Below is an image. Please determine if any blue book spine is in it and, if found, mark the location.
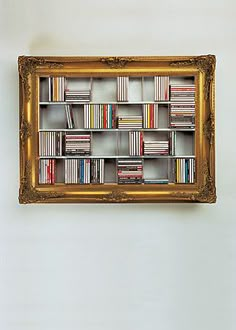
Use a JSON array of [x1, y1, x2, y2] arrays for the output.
[[185, 159, 188, 183], [79, 159, 82, 183], [82, 160, 84, 183]]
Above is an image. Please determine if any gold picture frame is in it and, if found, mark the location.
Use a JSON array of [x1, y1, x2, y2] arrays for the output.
[[18, 55, 216, 203]]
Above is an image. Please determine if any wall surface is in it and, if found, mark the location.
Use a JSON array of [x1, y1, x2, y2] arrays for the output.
[[0, 0, 236, 329]]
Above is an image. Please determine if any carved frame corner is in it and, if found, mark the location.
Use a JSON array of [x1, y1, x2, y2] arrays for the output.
[[19, 160, 65, 204]]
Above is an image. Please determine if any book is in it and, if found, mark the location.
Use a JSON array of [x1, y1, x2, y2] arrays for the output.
[[154, 76, 169, 101], [39, 159, 56, 184], [84, 104, 116, 128], [117, 159, 143, 184], [144, 140, 169, 155], [65, 134, 91, 155], [39, 131, 63, 156], [143, 104, 159, 128], [117, 77, 129, 101], [129, 131, 143, 156], [170, 84, 195, 128], [175, 158, 195, 183]]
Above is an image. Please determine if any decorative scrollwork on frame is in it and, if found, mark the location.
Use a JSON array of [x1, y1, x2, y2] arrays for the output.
[[170, 54, 216, 100], [20, 115, 32, 146], [18, 56, 63, 102], [203, 112, 215, 145], [172, 161, 216, 203], [97, 189, 134, 202], [19, 160, 65, 204], [100, 57, 134, 68]]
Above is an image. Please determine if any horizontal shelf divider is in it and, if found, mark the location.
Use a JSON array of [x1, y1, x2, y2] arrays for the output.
[[39, 128, 195, 132], [39, 101, 172, 105], [39, 155, 195, 159]]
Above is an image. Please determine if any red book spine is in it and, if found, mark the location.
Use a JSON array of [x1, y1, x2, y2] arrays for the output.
[[52, 159, 55, 184], [103, 105, 106, 128], [47, 160, 50, 184], [104, 104, 107, 128], [151, 104, 154, 128], [112, 104, 116, 128], [140, 132, 143, 155]]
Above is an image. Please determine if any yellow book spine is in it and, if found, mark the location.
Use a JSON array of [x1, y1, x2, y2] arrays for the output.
[[53, 77, 58, 101]]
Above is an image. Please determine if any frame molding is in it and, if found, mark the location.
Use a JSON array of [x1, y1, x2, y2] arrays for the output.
[[18, 55, 216, 203]]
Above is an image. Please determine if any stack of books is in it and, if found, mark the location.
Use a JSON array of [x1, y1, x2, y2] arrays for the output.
[[51, 77, 65, 102], [117, 159, 143, 184], [91, 159, 104, 184], [118, 115, 143, 129], [144, 140, 169, 155], [129, 131, 143, 156], [84, 104, 116, 129], [65, 159, 90, 184], [65, 89, 91, 102], [65, 134, 91, 155], [175, 158, 195, 183], [143, 104, 159, 128], [39, 131, 63, 156], [170, 84, 195, 128], [154, 76, 169, 101], [39, 159, 56, 184], [117, 77, 129, 101]]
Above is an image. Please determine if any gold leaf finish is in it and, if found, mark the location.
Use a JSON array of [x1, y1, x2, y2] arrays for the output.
[[20, 116, 32, 145], [196, 161, 216, 203], [18, 56, 63, 102], [98, 190, 134, 202], [203, 112, 215, 145], [18, 55, 216, 203], [172, 161, 216, 203], [19, 161, 65, 204], [100, 57, 134, 68], [170, 55, 216, 100]]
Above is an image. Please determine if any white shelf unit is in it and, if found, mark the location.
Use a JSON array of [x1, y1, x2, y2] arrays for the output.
[[38, 75, 195, 185]]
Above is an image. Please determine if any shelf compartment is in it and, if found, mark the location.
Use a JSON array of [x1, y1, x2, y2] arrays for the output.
[[38, 158, 64, 184], [91, 131, 117, 156], [40, 105, 67, 129], [143, 77, 155, 102], [175, 131, 195, 156], [66, 78, 91, 91], [104, 159, 117, 184], [129, 77, 142, 102], [158, 105, 169, 128], [92, 78, 117, 102], [143, 158, 169, 183]]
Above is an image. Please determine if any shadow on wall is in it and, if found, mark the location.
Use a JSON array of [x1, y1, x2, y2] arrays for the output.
[[28, 34, 86, 56]]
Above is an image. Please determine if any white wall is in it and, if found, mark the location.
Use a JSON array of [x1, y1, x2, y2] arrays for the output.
[[0, 0, 236, 329]]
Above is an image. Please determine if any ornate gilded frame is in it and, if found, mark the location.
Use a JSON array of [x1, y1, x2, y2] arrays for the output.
[[18, 55, 216, 203]]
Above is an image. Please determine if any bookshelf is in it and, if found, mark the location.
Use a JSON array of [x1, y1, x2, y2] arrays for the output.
[[18, 55, 216, 203]]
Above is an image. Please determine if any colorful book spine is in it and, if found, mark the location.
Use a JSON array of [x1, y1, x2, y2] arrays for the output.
[[39, 159, 56, 184], [84, 104, 116, 128], [143, 104, 159, 128], [154, 76, 169, 101], [175, 158, 195, 183], [52, 77, 65, 101]]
